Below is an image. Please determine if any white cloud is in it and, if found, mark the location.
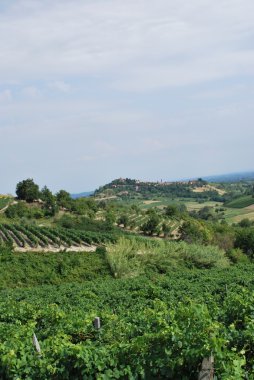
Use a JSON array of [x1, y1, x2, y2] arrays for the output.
[[22, 86, 41, 98], [0, 1, 253, 192], [48, 81, 71, 93], [0, 0, 253, 89], [0, 89, 12, 102]]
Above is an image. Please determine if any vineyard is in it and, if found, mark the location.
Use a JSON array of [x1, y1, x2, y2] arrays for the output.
[[96, 209, 181, 237], [0, 223, 116, 249], [1, 262, 254, 379], [0, 179, 254, 378], [225, 195, 254, 208]]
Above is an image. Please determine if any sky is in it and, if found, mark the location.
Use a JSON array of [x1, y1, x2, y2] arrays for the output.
[[1, 0, 254, 194]]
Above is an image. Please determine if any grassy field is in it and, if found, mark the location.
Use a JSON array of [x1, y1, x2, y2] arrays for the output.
[[224, 207, 254, 223], [225, 195, 254, 208], [138, 197, 221, 210], [139, 197, 254, 224], [139, 196, 254, 224]]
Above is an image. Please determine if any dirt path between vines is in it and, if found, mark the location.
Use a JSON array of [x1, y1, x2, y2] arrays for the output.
[[14, 244, 97, 253]]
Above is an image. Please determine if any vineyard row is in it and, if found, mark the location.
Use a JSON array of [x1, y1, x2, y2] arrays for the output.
[[0, 224, 115, 248]]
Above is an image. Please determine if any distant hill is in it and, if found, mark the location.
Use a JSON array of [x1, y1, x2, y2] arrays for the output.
[[94, 178, 225, 202], [71, 191, 94, 199], [203, 171, 254, 183], [74, 171, 254, 200]]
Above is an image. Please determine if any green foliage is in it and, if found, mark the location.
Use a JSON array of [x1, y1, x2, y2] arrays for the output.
[[164, 204, 179, 217], [225, 195, 254, 208], [0, 223, 117, 248], [175, 242, 230, 269], [210, 222, 236, 251], [106, 238, 144, 278], [16, 178, 40, 202], [191, 206, 219, 221], [56, 189, 72, 208], [161, 221, 171, 237], [96, 178, 226, 202], [71, 198, 98, 217], [104, 211, 116, 230], [235, 228, 254, 257], [1, 264, 254, 378], [238, 218, 253, 228], [117, 213, 129, 227], [2, 178, 254, 378], [0, 248, 111, 287], [41, 186, 58, 216], [5, 202, 44, 219], [226, 248, 249, 264], [142, 211, 160, 235], [57, 215, 119, 234], [179, 220, 213, 245], [106, 237, 229, 278], [0, 197, 11, 210]]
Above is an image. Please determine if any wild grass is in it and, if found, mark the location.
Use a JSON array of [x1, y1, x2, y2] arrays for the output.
[[106, 237, 230, 278]]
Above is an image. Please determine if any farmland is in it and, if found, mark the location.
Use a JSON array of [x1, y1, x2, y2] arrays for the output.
[[0, 223, 116, 251], [0, 177, 254, 378], [1, 241, 254, 378], [225, 195, 254, 208]]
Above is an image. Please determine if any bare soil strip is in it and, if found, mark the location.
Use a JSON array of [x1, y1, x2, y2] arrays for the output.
[[14, 245, 97, 253]]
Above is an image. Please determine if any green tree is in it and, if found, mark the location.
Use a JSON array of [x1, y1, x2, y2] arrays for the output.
[[161, 222, 171, 238], [142, 213, 160, 235], [164, 205, 178, 217], [179, 220, 212, 245], [117, 214, 129, 228], [41, 186, 58, 216], [105, 211, 116, 230], [235, 228, 254, 257], [16, 178, 40, 202], [56, 190, 72, 208], [238, 218, 252, 228]]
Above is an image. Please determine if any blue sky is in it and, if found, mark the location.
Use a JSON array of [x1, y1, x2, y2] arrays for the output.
[[1, 0, 254, 194]]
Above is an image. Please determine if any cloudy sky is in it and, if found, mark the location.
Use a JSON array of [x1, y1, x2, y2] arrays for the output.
[[1, 0, 254, 194]]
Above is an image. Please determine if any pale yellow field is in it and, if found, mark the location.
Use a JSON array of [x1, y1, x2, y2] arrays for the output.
[[246, 205, 254, 211], [143, 200, 160, 205], [192, 185, 226, 195], [232, 205, 254, 223], [185, 201, 220, 211]]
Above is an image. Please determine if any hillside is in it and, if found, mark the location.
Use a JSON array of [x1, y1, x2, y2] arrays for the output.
[[225, 195, 254, 208], [0, 196, 12, 211], [94, 177, 225, 202]]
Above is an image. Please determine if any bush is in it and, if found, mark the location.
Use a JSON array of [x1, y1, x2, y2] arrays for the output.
[[175, 242, 230, 269], [235, 228, 254, 257], [106, 237, 230, 278], [238, 218, 253, 228], [227, 248, 249, 264], [5, 202, 44, 219], [179, 220, 212, 245], [106, 238, 143, 278]]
